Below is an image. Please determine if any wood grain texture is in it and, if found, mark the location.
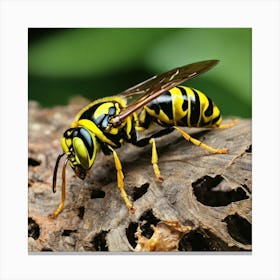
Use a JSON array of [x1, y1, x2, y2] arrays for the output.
[[28, 98, 252, 252]]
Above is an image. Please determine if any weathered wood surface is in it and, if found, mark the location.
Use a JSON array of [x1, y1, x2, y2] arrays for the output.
[[28, 98, 252, 252]]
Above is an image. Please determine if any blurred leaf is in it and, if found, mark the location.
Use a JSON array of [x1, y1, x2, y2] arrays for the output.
[[28, 28, 172, 78], [144, 28, 251, 115], [28, 28, 251, 117]]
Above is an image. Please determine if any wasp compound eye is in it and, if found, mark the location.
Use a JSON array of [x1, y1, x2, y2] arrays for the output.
[[71, 127, 97, 170], [72, 128, 94, 158]]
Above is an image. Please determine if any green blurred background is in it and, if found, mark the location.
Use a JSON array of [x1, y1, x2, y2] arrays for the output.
[[28, 28, 251, 118]]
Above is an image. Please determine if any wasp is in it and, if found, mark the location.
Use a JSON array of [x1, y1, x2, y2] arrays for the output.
[[50, 60, 237, 218]]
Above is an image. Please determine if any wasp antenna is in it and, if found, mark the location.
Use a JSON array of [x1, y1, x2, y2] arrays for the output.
[[52, 153, 65, 193]]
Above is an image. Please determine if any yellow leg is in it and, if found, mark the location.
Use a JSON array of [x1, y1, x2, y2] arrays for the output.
[[217, 119, 238, 129], [108, 146, 135, 214], [174, 126, 228, 154], [149, 138, 163, 182], [49, 158, 68, 219]]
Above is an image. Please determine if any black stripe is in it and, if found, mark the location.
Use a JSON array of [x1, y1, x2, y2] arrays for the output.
[[179, 114, 188, 126], [204, 96, 214, 117], [147, 98, 160, 115], [103, 130, 123, 148], [147, 92, 173, 120], [138, 110, 152, 129], [211, 113, 221, 125], [158, 92, 173, 120], [198, 119, 212, 127], [177, 86, 188, 111], [79, 102, 117, 130], [190, 88, 200, 126], [79, 103, 100, 121], [98, 140, 113, 155]]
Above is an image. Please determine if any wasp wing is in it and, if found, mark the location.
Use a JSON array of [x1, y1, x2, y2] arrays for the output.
[[110, 60, 219, 127]]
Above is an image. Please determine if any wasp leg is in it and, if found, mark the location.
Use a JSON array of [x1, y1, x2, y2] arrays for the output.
[[216, 119, 239, 129], [49, 158, 68, 219], [132, 127, 174, 181], [49, 190, 65, 219], [174, 126, 228, 154], [108, 146, 135, 214], [149, 138, 163, 182]]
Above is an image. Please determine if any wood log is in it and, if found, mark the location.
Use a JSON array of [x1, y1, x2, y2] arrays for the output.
[[28, 98, 252, 252]]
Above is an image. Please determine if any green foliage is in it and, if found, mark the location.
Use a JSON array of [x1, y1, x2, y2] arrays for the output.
[[28, 28, 251, 117]]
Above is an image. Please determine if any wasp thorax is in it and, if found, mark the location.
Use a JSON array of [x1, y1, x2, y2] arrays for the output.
[[61, 127, 98, 174]]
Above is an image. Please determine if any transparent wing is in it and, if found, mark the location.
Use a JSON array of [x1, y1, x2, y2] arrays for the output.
[[110, 60, 219, 127]]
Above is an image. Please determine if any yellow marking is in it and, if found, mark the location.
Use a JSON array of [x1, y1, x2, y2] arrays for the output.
[[134, 112, 144, 131], [169, 87, 184, 126], [197, 89, 208, 126], [145, 105, 172, 125], [74, 96, 127, 122], [178, 86, 223, 128], [211, 105, 222, 126], [93, 102, 114, 120], [72, 119, 117, 147], [149, 138, 163, 182], [174, 126, 228, 154], [108, 146, 135, 214], [65, 138, 72, 148], [125, 116, 133, 139], [135, 110, 151, 131]]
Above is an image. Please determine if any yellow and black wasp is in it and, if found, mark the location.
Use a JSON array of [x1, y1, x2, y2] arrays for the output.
[[50, 60, 237, 218]]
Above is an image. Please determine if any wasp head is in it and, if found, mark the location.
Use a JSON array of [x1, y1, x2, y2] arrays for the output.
[[51, 126, 98, 213], [60, 126, 98, 179]]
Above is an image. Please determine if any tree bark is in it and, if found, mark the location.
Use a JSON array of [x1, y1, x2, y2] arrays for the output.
[[28, 98, 252, 252]]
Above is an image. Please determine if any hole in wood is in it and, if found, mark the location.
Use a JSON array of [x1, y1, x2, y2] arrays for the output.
[[126, 222, 139, 248], [91, 230, 109, 251], [139, 209, 161, 239], [62, 229, 77, 236], [90, 188, 105, 199], [178, 229, 247, 251], [246, 144, 252, 153], [178, 230, 211, 251], [28, 157, 41, 166], [41, 248, 53, 251], [192, 175, 249, 206], [78, 206, 85, 219], [28, 217, 40, 240], [223, 214, 252, 245], [131, 183, 150, 201]]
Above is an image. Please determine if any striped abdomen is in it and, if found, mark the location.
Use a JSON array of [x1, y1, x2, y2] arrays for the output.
[[139, 86, 222, 128]]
